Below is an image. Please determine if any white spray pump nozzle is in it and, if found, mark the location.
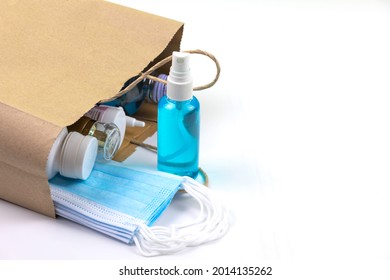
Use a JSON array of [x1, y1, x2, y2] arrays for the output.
[[172, 52, 190, 73], [126, 116, 145, 127], [167, 51, 193, 101]]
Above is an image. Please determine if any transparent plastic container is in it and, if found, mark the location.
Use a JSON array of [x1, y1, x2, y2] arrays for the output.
[[84, 105, 144, 146], [67, 116, 121, 161]]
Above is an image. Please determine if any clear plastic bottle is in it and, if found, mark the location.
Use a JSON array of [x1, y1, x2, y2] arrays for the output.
[[84, 105, 145, 147], [158, 52, 200, 178], [67, 116, 121, 161]]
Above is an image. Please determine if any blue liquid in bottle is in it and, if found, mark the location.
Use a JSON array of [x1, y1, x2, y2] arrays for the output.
[[157, 95, 200, 178]]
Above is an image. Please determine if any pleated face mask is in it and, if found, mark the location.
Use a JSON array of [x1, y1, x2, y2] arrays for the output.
[[49, 161, 229, 256]]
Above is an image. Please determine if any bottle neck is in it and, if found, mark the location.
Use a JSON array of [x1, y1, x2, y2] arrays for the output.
[[166, 95, 193, 104]]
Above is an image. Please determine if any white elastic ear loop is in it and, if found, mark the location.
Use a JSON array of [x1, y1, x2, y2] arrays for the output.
[[133, 177, 230, 257]]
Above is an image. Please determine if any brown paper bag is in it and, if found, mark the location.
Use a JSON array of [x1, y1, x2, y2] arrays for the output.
[[0, 0, 183, 217]]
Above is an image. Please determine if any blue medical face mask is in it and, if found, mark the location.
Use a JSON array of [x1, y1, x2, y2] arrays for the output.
[[49, 161, 229, 256]]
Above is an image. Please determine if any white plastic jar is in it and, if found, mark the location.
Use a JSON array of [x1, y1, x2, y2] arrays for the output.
[[46, 128, 98, 180]]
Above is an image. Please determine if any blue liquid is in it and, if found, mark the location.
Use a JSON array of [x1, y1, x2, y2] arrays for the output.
[[157, 96, 200, 178]]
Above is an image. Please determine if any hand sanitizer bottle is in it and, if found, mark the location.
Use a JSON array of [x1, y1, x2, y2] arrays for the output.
[[100, 73, 168, 114], [157, 52, 200, 178]]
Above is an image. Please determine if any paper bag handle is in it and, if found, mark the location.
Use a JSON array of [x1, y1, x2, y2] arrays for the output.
[[100, 49, 221, 103]]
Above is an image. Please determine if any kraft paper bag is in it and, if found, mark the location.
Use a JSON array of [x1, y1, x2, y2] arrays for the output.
[[0, 0, 183, 217]]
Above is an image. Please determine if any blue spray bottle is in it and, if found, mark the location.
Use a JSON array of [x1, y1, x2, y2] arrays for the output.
[[157, 52, 200, 178]]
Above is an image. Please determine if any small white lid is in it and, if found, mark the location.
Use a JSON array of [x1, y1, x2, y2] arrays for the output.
[[125, 116, 145, 127], [59, 132, 98, 180]]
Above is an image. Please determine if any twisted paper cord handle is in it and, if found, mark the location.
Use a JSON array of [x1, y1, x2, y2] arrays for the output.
[[100, 49, 220, 103]]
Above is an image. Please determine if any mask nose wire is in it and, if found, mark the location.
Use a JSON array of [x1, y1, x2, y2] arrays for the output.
[[133, 177, 230, 257]]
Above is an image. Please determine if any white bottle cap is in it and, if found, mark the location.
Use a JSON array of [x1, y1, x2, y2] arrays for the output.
[[126, 116, 145, 127], [167, 52, 193, 101], [59, 132, 98, 180], [46, 127, 68, 180]]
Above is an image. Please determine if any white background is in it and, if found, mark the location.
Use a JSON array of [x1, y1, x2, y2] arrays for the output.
[[1, 0, 390, 269]]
